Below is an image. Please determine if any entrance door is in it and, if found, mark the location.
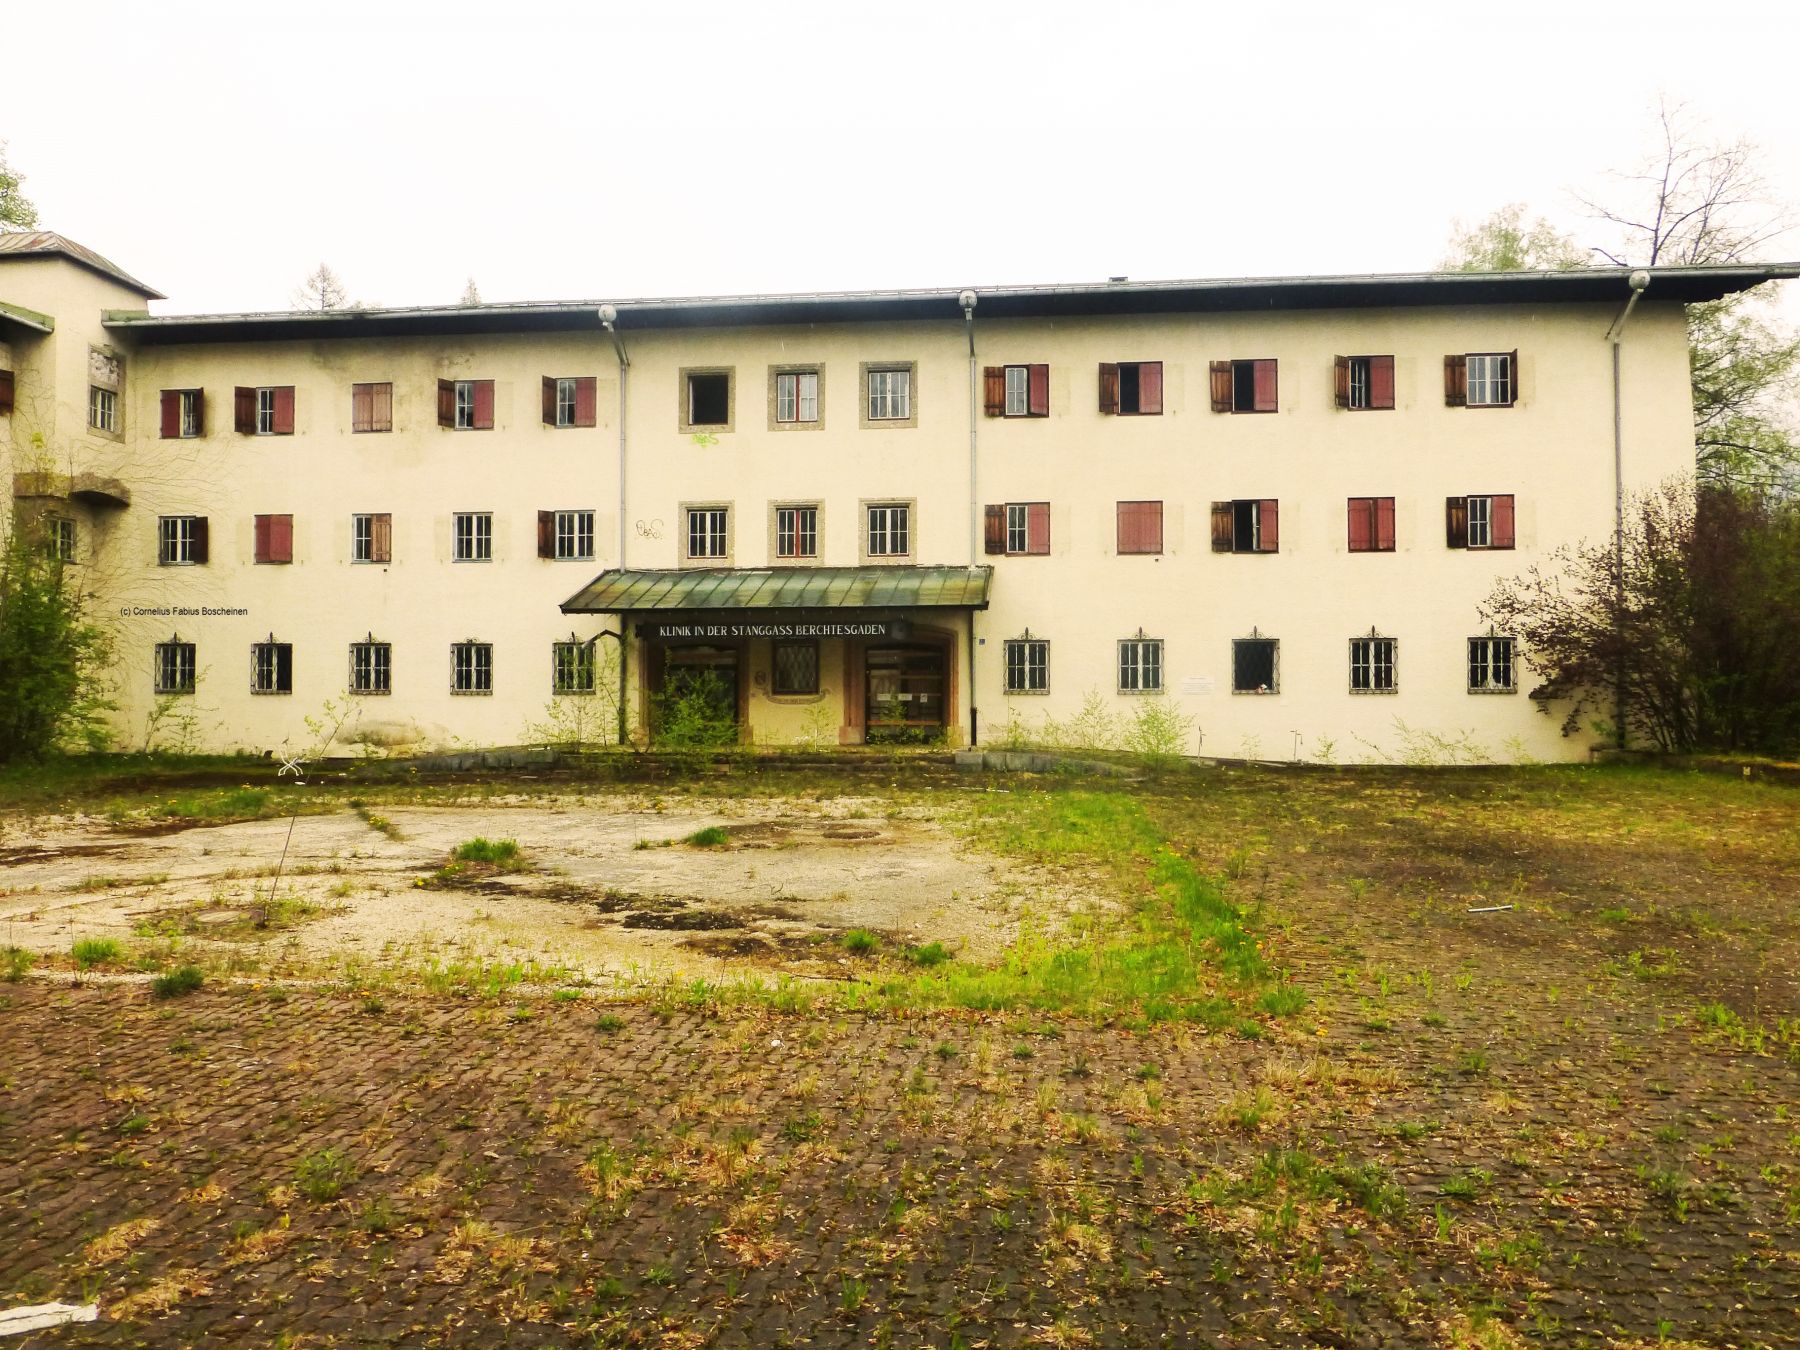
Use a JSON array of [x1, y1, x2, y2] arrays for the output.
[[657, 645, 739, 745], [864, 645, 945, 743]]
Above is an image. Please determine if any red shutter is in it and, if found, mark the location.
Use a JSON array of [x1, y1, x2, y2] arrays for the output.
[[1097, 363, 1119, 415], [372, 513, 392, 564], [1143, 501, 1163, 553], [235, 386, 255, 434], [191, 517, 210, 565], [1027, 364, 1049, 417], [1118, 501, 1160, 554], [437, 379, 454, 428], [1370, 356, 1395, 410], [574, 377, 597, 428], [1211, 501, 1233, 552], [1376, 497, 1396, 551], [1258, 499, 1279, 552], [1137, 361, 1163, 415], [253, 513, 270, 563], [0, 369, 13, 415], [1444, 355, 1467, 407], [160, 390, 180, 438], [1446, 497, 1469, 548], [273, 386, 295, 435], [1492, 494, 1516, 549], [537, 510, 555, 558], [1253, 360, 1278, 412], [351, 383, 372, 433], [270, 514, 293, 563], [1209, 361, 1232, 413], [1347, 498, 1372, 552], [473, 379, 495, 429], [543, 376, 557, 426], [983, 367, 1005, 417], [1026, 502, 1050, 554], [983, 504, 1005, 554], [1333, 357, 1349, 410]]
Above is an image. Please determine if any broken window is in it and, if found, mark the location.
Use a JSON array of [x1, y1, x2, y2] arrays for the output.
[[1233, 638, 1278, 694]]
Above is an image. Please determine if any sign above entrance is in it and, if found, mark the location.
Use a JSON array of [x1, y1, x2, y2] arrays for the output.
[[646, 619, 912, 642]]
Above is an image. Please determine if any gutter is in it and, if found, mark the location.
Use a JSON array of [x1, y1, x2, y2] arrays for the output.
[[599, 304, 631, 746], [1605, 270, 1651, 749], [961, 290, 980, 747]]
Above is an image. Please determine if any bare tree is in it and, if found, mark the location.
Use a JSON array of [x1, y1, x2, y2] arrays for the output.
[[292, 262, 352, 311], [0, 140, 40, 231], [459, 277, 482, 306]]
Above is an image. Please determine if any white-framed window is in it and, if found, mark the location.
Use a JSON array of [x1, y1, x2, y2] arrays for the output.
[[555, 377, 578, 428], [1468, 637, 1517, 693], [46, 517, 76, 563], [154, 641, 196, 695], [553, 641, 596, 695], [1466, 352, 1514, 407], [1232, 638, 1279, 694], [252, 641, 293, 695], [451, 641, 493, 695], [1349, 358, 1370, 409], [255, 386, 277, 435], [1004, 639, 1049, 694], [1118, 638, 1163, 693], [454, 380, 477, 429], [158, 515, 202, 566], [687, 507, 729, 560], [776, 371, 819, 424], [88, 386, 118, 434], [1467, 495, 1492, 549], [1349, 637, 1396, 693], [453, 512, 492, 562], [179, 389, 202, 437], [350, 641, 391, 694], [1004, 365, 1029, 417], [866, 503, 910, 557], [1006, 504, 1029, 554], [351, 513, 391, 564], [867, 367, 911, 421], [776, 505, 819, 559], [555, 510, 595, 561]]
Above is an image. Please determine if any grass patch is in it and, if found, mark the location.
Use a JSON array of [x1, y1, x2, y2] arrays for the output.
[[151, 966, 205, 999], [3, 946, 35, 982], [72, 937, 123, 969], [842, 928, 880, 954], [295, 1146, 358, 1202], [450, 837, 522, 866], [682, 826, 731, 847]]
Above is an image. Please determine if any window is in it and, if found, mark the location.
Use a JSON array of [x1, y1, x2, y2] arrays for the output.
[[682, 370, 733, 430], [1116, 501, 1163, 555], [157, 516, 208, 566], [775, 371, 820, 424], [542, 376, 597, 428], [88, 385, 118, 434], [234, 385, 295, 435], [1210, 500, 1280, 554], [772, 641, 820, 696], [1347, 497, 1396, 553], [1335, 356, 1395, 411], [775, 505, 819, 559], [88, 349, 122, 435], [1468, 636, 1517, 693], [1210, 359, 1278, 413], [1233, 638, 1279, 694], [1445, 495, 1515, 550], [865, 502, 911, 558], [451, 641, 493, 695], [1097, 361, 1162, 416], [984, 364, 1049, 418], [686, 507, 729, 561], [1350, 637, 1396, 693], [252, 641, 294, 695], [453, 512, 492, 562], [352, 382, 393, 433], [553, 641, 596, 695], [865, 366, 912, 422], [45, 517, 76, 563], [0, 368, 13, 416], [159, 389, 205, 438], [1004, 639, 1049, 694], [436, 378, 494, 430], [538, 509, 594, 561], [154, 641, 196, 696], [1445, 351, 1517, 407], [351, 513, 392, 564], [1118, 638, 1163, 693], [253, 513, 294, 565], [350, 640, 391, 694], [985, 502, 1050, 556]]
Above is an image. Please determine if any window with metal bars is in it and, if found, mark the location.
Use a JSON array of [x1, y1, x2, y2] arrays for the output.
[[1349, 637, 1396, 693], [252, 641, 293, 695], [1004, 639, 1049, 694], [552, 641, 596, 695], [1468, 637, 1516, 693], [1118, 639, 1162, 693], [772, 641, 820, 695], [451, 642, 493, 695], [154, 641, 196, 695], [350, 641, 391, 694]]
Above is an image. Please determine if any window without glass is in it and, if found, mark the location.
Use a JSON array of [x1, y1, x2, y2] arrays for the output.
[[865, 503, 911, 557], [553, 641, 596, 695], [154, 641, 197, 695], [1004, 639, 1049, 694], [453, 512, 492, 561], [160, 389, 205, 438], [984, 364, 1049, 417], [451, 641, 493, 694], [1445, 494, 1515, 550], [1097, 361, 1162, 415], [158, 515, 209, 566], [772, 641, 820, 696], [350, 641, 391, 694], [1349, 637, 1396, 693], [776, 371, 820, 424], [687, 507, 729, 560], [1334, 355, 1395, 410], [351, 513, 392, 564], [1468, 637, 1517, 692], [866, 367, 912, 421], [1445, 351, 1517, 407], [1118, 638, 1163, 693], [252, 641, 294, 695], [1347, 497, 1397, 552], [686, 371, 731, 427], [1210, 500, 1280, 553], [1209, 359, 1278, 413], [351, 382, 393, 433], [776, 505, 819, 559], [1233, 638, 1279, 694]]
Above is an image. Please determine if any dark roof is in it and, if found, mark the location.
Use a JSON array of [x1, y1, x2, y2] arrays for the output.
[[0, 232, 164, 299], [562, 566, 993, 614], [102, 263, 1800, 346]]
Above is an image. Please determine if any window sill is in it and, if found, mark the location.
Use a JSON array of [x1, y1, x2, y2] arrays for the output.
[[1467, 687, 1518, 696], [1231, 689, 1280, 696], [450, 690, 495, 697], [349, 689, 392, 697], [1003, 689, 1050, 696], [1349, 688, 1398, 696], [250, 690, 293, 697], [1116, 688, 1165, 696]]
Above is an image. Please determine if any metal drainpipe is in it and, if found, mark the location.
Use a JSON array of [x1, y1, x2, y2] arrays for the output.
[[961, 290, 979, 746], [600, 305, 631, 744], [1603, 270, 1651, 749]]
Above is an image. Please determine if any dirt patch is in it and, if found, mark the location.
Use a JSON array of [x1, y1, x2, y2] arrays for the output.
[[620, 907, 741, 931]]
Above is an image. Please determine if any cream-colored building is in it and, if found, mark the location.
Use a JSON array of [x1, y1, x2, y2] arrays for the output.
[[3, 232, 1793, 760]]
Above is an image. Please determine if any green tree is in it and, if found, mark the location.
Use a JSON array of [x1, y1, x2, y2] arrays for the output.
[[0, 522, 114, 760], [1441, 203, 1588, 272], [0, 140, 40, 231]]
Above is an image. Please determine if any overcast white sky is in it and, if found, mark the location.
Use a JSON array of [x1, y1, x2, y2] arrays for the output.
[[5, 0, 1798, 315]]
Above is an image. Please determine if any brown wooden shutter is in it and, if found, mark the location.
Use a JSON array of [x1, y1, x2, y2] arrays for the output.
[[1118, 501, 1161, 554], [1027, 364, 1049, 417], [351, 383, 372, 433], [371, 382, 392, 432], [1446, 497, 1469, 548], [1097, 363, 1119, 415], [191, 517, 210, 565], [542, 376, 557, 425], [1143, 501, 1163, 553], [371, 513, 392, 564], [1347, 498, 1372, 552], [253, 513, 270, 562], [983, 367, 1005, 417], [1444, 355, 1467, 407], [270, 514, 293, 564], [472, 380, 495, 429], [273, 386, 295, 435], [537, 510, 555, 559], [437, 379, 455, 428], [192, 390, 206, 437], [574, 377, 597, 427], [1333, 356, 1350, 410], [1209, 361, 1232, 413], [1137, 361, 1164, 415], [1376, 497, 1396, 551], [0, 369, 13, 415], [1027, 502, 1050, 554], [1506, 349, 1519, 406], [235, 387, 255, 434], [1370, 356, 1395, 410], [1492, 494, 1516, 549], [160, 390, 181, 438], [983, 504, 1005, 554], [1258, 499, 1279, 552], [1253, 360, 1278, 412], [1210, 501, 1233, 552]]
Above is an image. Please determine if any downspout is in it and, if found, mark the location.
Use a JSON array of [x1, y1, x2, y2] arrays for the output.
[[600, 304, 631, 745], [961, 290, 979, 746], [1603, 270, 1651, 750]]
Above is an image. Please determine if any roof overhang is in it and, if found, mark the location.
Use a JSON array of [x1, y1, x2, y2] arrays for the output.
[[561, 566, 992, 616], [0, 299, 55, 335]]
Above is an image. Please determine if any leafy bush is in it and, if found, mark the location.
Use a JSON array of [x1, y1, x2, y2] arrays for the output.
[[1122, 698, 1196, 766], [152, 965, 205, 999], [0, 523, 114, 761], [650, 669, 738, 748]]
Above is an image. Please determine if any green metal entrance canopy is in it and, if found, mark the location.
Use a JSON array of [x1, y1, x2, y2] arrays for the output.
[[561, 566, 992, 614]]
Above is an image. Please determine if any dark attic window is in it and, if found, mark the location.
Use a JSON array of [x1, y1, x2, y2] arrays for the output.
[[688, 372, 730, 426], [1118, 363, 1143, 414]]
